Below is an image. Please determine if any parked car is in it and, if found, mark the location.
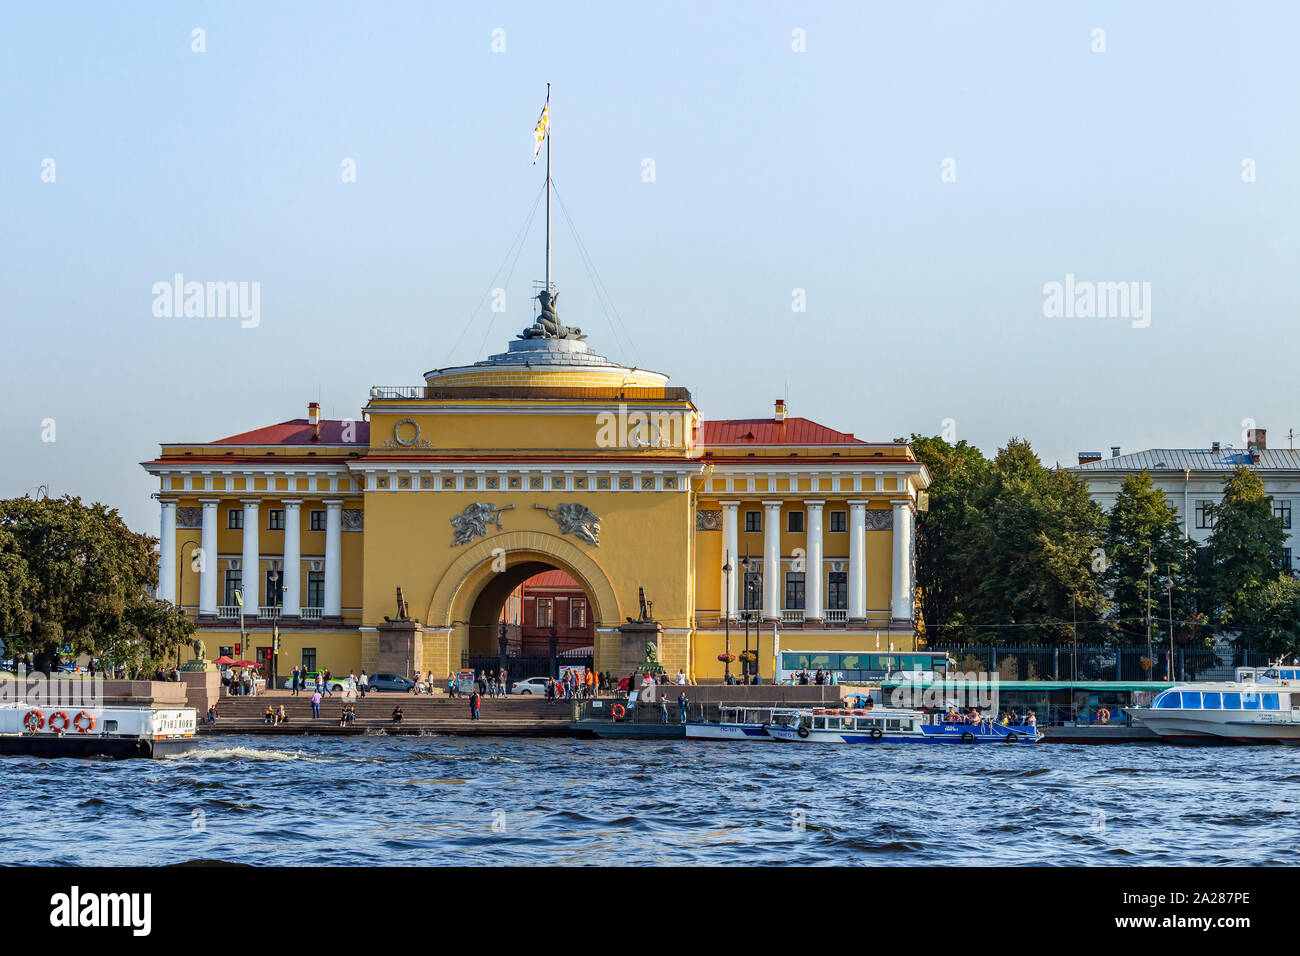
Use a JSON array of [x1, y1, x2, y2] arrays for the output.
[[281, 675, 353, 694], [366, 673, 415, 693], [510, 676, 551, 695]]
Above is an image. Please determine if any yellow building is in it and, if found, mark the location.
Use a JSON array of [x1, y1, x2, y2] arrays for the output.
[[143, 299, 929, 684]]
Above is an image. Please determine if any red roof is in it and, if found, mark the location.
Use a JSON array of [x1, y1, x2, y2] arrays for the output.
[[698, 417, 865, 446], [523, 569, 582, 589], [211, 419, 370, 446]]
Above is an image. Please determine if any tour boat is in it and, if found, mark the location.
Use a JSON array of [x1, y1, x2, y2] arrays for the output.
[[684, 706, 780, 741], [763, 707, 1042, 744], [1127, 682, 1300, 744], [0, 703, 198, 758]]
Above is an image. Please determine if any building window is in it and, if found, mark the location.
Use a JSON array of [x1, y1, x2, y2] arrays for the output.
[[1195, 500, 1214, 530], [570, 598, 587, 629], [742, 571, 762, 610], [785, 572, 805, 610], [223, 570, 242, 606], [306, 571, 324, 608], [265, 570, 286, 609], [744, 511, 762, 533], [828, 511, 847, 533], [828, 572, 848, 610], [301, 648, 316, 673], [1275, 500, 1292, 530], [787, 511, 804, 533], [309, 510, 325, 531], [267, 509, 284, 530], [228, 509, 243, 530], [1284, 549, 1293, 573], [536, 598, 554, 628]]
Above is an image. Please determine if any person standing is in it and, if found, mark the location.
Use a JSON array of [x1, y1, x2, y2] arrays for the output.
[[677, 691, 689, 724], [321, 668, 332, 697], [290, 665, 299, 696], [498, 668, 508, 698], [310, 688, 322, 719], [359, 670, 368, 697], [470, 690, 481, 721]]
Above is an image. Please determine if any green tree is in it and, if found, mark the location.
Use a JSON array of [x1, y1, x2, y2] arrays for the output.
[[1203, 466, 1286, 631], [0, 495, 193, 674], [903, 435, 992, 642], [1236, 575, 1300, 655], [1101, 470, 1197, 648], [960, 439, 1107, 645]]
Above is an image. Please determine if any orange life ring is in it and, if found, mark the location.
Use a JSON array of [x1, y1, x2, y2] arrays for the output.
[[73, 711, 96, 734], [23, 710, 44, 732], [1096, 708, 1111, 724], [610, 703, 626, 719], [47, 711, 70, 735]]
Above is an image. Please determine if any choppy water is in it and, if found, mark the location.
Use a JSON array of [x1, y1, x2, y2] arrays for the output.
[[0, 736, 1293, 865]]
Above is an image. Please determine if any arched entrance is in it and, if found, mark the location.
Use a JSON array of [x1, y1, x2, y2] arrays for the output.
[[424, 531, 621, 681]]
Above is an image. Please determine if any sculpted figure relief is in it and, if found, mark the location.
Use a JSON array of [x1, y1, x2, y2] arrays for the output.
[[450, 503, 515, 546]]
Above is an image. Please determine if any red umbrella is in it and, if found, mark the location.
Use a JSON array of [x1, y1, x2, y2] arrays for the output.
[[231, 661, 259, 669], [213, 655, 236, 666]]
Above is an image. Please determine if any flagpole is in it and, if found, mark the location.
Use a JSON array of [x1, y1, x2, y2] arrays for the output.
[[545, 82, 551, 292]]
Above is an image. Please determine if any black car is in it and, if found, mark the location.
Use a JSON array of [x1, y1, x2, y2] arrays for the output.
[[366, 673, 416, 693]]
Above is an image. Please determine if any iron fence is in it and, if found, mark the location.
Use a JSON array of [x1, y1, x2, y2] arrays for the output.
[[930, 645, 1275, 682]]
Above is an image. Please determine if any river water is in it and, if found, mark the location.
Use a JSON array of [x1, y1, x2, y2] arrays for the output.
[[0, 736, 1293, 866]]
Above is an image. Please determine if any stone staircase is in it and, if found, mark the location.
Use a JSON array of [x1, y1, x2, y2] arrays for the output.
[[202, 691, 581, 736]]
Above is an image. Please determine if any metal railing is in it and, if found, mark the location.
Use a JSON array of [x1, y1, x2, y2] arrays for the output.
[[930, 645, 1277, 683]]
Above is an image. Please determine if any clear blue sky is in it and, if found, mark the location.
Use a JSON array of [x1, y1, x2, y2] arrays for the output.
[[3, 1, 1297, 533]]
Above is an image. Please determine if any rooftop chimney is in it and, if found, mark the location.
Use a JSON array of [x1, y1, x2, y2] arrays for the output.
[[1247, 427, 1267, 451], [1212, 441, 1221, 453], [1110, 446, 1121, 458], [308, 402, 321, 442], [774, 399, 786, 423], [1078, 451, 1102, 465]]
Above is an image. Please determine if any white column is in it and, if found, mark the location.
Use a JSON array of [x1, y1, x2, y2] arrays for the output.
[[848, 500, 868, 623], [762, 500, 782, 620], [804, 500, 824, 623], [241, 499, 261, 612], [324, 499, 343, 618], [282, 499, 301, 616], [158, 499, 177, 604], [891, 500, 914, 622], [720, 501, 739, 618], [199, 498, 219, 616]]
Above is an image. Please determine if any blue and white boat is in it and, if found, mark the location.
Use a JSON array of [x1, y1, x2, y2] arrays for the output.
[[684, 706, 779, 742], [764, 707, 1042, 744], [1128, 680, 1300, 744]]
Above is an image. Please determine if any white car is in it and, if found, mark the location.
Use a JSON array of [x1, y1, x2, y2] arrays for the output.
[[282, 675, 353, 694], [510, 676, 551, 695]]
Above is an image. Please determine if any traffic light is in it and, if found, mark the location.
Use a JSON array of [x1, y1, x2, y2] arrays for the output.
[[234, 643, 241, 656]]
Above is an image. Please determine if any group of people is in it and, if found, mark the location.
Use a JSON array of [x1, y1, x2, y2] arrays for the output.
[[936, 707, 1037, 728], [221, 667, 260, 696], [261, 704, 289, 725], [792, 669, 835, 686], [444, 669, 509, 698]]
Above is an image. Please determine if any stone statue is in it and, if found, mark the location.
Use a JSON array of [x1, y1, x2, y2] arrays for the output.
[[518, 289, 585, 341], [534, 502, 600, 546], [395, 587, 409, 621], [192, 637, 206, 661], [451, 502, 515, 546]]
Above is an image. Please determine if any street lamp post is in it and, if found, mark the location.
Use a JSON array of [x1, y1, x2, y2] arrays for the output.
[[1144, 548, 1157, 672], [722, 551, 732, 684], [1166, 570, 1175, 682]]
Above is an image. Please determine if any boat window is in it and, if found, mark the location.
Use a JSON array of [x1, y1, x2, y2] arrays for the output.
[[1283, 671, 1296, 680], [1222, 693, 1241, 709], [887, 719, 901, 730], [1180, 692, 1202, 709], [1262, 694, 1280, 710], [1154, 691, 1179, 708], [1202, 692, 1222, 709], [813, 717, 827, 730], [1242, 693, 1260, 710]]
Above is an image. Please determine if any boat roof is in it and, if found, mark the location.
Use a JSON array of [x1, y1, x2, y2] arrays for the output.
[[881, 679, 1175, 693]]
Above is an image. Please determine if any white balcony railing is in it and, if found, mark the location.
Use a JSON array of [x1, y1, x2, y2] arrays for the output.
[[216, 606, 240, 619], [781, 609, 805, 624], [301, 607, 323, 620], [824, 609, 848, 623], [258, 606, 280, 618]]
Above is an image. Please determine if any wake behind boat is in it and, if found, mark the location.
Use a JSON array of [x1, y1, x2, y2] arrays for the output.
[[765, 707, 1042, 744]]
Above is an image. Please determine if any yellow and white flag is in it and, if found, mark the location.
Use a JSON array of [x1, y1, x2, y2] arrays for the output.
[[532, 89, 550, 163]]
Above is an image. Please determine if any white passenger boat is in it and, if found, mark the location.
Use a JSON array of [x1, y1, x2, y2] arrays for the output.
[[1127, 682, 1300, 744], [764, 707, 1042, 744], [684, 706, 779, 741], [0, 703, 198, 758]]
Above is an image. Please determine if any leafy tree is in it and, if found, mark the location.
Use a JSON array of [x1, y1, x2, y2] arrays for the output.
[[960, 439, 1107, 645], [1101, 470, 1198, 648], [0, 495, 193, 674], [903, 435, 991, 642], [1236, 575, 1300, 655], [1203, 466, 1286, 631]]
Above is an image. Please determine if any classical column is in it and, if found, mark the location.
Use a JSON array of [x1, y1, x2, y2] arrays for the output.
[[848, 500, 868, 623], [282, 499, 302, 616], [720, 501, 739, 619], [324, 499, 343, 618], [891, 500, 914, 622], [199, 498, 219, 616], [158, 498, 177, 604], [804, 500, 824, 624], [762, 500, 782, 620], [241, 499, 260, 612]]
